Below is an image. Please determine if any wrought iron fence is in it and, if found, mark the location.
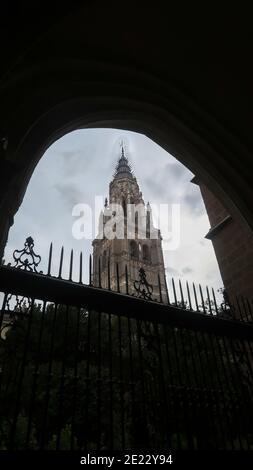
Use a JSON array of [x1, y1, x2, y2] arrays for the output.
[[0, 237, 253, 450]]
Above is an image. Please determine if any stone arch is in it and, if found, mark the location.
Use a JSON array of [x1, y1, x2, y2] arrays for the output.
[[0, 56, 252, 255]]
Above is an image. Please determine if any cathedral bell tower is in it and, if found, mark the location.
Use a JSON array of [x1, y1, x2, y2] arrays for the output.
[[92, 143, 166, 301]]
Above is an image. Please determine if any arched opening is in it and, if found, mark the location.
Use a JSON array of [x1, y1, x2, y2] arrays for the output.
[[102, 250, 107, 270], [1, 4, 253, 451], [122, 198, 127, 217], [1, 95, 252, 262], [142, 244, 150, 262], [130, 240, 139, 260]]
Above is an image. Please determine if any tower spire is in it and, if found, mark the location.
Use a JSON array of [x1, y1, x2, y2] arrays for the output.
[[113, 140, 134, 179]]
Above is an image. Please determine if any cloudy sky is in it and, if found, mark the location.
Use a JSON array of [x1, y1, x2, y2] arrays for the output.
[[4, 128, 223, 299]]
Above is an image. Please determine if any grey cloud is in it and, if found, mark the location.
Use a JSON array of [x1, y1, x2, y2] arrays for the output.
[[53, 182, 84, 208], [165, 266, 180, 277], [144, 176, 167, 199], [183, 190, 206, 216], [182, 266, 193, 274], [166, 162, 188, 180]]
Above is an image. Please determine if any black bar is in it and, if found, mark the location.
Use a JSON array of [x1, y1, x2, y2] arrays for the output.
[[199, 284, 206, 314], [98, 257, 101, 288], [172, 278, 177, 306], [71, 306, 81, 450], [0, 266, 252, 340], [193, 283, 199, 311], [108, 259, 111, 290], [69, 249, 73, 281], [212, 288, 219, 315], [158, 273, 162, 302], [47, 243, 53, 276], [164, 274, 170, 305], [40, 302, 58, 449], [9, 299, 35, 449], [186, 281, 192, 310], [179, 280, 185, 308], [58, 247, 64, 279], [89, 254, 92, 286], [125, 265, 128, 295], [206, 286, 213, 315], [25, 300, 47, 448], [116, 263, 120, 293], [79, 252, 83, 284]]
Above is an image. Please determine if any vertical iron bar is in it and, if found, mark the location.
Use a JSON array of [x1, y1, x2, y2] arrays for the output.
[[212, 334, 237, 449], [0, 291, 7, 333], [25, 300, 47, 448], [246, 298, 253, 322], [79, 252, 83, 284], [236, 296, 245, 322], [206, 286, 213, 315], [207, 332, 234, 449], [108, 259, 111, 290], [98, 257, 101, 288], [118, 315, 125, 450], [220, 336, 246, 449], [172, 278, 177, 306], [40, 302, 58, 450], [47, 242, 53, 276], [158, 273, 163, 303], [71, 306, 81, 450], [179, 280, 185, 308], [199, 284, 206, 313], [56, 305, 69, 450], [187, 331, 206, 449], [164, 275, 170, 305], [84, 311, 91, 450], [199, 332, 226, 449], [58, 246, 64, 279], [116, 263, 120, 293], [153, 321, 171, 447], [127, 317, 135, 447], [56, 305, 69, 448], [171, 327, 194, 449], [193, 282, 199, 311], [108, 313, 113, 449], [97, 312, 101, 450], [69, 249, 73, 281], [9, 299, 35, 449], [241, 296, 250, 322], [227, 337, 251, 449], [212, 288, 219, 315], [125, 265, 129, 295], [186, 281, 192, 310], [89, 254, 92, 286], [0, 293, 8, 397], [162, 324, 181, 449], [178, 328, 198, 449], [136, 319, 149, 447]]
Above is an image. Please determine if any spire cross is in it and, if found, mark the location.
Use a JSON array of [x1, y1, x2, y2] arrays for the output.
[[120, 139, 125, 158]]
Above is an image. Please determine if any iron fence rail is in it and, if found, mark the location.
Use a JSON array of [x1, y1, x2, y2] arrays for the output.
[[0, 265, 253, 340]]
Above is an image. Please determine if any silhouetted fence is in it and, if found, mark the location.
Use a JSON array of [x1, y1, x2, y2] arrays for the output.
[[0, 237, 253, 450]]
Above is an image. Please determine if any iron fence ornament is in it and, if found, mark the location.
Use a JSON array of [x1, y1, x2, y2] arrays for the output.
[[134, 267, 153, 300], [11, 236, 42, 273]]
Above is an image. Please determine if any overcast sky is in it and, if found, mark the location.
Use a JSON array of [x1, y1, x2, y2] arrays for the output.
[[4, 128, 223, 299]]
